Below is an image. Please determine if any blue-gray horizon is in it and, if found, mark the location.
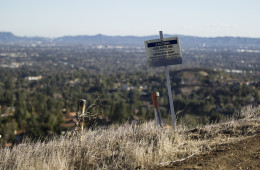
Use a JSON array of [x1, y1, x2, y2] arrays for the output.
[[1, 31, 260, 39]]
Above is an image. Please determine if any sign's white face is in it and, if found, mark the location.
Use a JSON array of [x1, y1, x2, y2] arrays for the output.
[[144, 37, 182, 67]]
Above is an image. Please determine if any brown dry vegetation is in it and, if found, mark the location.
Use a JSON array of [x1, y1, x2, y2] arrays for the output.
[[0, 105, 259, 170]]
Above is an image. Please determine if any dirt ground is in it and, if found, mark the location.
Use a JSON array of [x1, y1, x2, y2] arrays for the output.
[[157, 135, 260, 170]]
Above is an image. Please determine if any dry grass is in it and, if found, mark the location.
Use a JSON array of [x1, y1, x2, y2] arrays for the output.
[[0, 105, 259, 169]]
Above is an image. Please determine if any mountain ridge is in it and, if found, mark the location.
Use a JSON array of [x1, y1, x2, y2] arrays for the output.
[[1, 32, 260, 48]]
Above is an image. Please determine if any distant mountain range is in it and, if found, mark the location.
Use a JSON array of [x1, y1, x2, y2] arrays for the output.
[[1, 32, 260, 49]]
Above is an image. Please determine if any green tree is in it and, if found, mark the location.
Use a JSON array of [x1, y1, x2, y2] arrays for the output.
[[111, 100, 128, 123]]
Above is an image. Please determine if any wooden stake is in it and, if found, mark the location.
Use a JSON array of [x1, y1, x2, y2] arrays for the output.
[[76, 99, 86, 140], [152, 92, 163, 126]]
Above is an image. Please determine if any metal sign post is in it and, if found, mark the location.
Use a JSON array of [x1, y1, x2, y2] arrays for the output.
[[144, 31, 182, 130], [160, 31, 176, 130], [165, 65, 176, 130]]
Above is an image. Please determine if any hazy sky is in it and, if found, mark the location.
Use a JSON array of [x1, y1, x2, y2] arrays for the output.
[[1, 0, 260, 38]]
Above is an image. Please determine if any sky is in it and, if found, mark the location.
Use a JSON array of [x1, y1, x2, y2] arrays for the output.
[[1, 0, 260, 38]]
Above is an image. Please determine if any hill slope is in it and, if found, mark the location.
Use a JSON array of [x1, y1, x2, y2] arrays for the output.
[[0, 105, 259, 169], [160, 135, 260, 169]]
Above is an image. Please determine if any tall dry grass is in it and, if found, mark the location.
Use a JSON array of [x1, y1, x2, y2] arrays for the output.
[[0, 105, 259, 169]]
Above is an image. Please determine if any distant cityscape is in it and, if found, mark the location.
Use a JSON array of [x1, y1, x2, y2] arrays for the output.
[[0, 31, 259, 144]]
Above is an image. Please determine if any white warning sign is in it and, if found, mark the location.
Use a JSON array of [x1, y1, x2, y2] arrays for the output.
[[144, 37, 182, 67]]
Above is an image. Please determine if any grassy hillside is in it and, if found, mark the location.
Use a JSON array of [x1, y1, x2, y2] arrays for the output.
[[0, 105, 259, 169]]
